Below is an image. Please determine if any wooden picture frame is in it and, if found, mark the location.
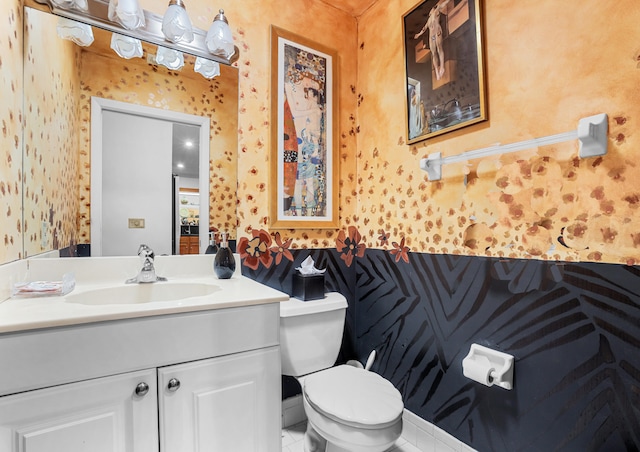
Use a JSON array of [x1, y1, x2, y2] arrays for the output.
[[403, 0, 487, 144], [269, 26, 339, 229]]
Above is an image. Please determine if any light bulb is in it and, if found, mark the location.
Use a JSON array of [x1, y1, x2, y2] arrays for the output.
[[162, 0, 194, 43], [205, 9, 235, 59], [108, 0, 145, 30], [57, 17, 94, 46]]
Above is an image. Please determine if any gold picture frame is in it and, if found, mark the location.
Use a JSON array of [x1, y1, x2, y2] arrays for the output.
[[403, 0, 487, 144], [269, 26, 339, 229]]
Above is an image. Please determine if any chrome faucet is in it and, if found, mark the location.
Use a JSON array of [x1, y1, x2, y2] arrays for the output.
[[126, 244, 167, 284]]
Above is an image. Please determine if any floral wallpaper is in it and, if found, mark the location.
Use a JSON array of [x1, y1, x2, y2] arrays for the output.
[[0, 0, 23, 263], [352, 0, 640, 266], [4, 0, 640, 267], [23, 7, 81, 258], [206, 0, 639, 269]]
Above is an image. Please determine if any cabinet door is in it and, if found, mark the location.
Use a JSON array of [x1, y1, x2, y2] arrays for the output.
[[179, 236, 190, 255], [188, 236, 200, 254], [0, 369, 159, 452], [158, 346, 281, 452]]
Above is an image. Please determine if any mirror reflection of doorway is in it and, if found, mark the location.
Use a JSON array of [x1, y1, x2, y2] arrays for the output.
[[176, 187, 200, 255], [172, 124, 201, 255], [91, 97, 210, 257]]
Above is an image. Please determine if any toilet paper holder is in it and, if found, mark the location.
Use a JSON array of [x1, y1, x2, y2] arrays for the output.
[[462, 343, 514, 390]]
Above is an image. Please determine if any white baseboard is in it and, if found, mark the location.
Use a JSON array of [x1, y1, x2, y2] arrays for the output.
[[402, 409, 477, 452], [282, 394, 307, 428]]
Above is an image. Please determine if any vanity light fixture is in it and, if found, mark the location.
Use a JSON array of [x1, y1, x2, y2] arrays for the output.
[[110, 33, 143, 59], [194, 57, 220, 79], [56, 17, 94, 46], [35, 0, 240, 65], [205, 9, 235, 59], [108, 0, 145, 30], [50, 0, 88, 11], [162, 0, 194, 44], [156, 45, 185, 70]]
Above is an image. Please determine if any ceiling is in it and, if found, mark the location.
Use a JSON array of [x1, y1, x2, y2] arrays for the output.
[[321, 0, 379, 16], [172, 123, 201, 179]]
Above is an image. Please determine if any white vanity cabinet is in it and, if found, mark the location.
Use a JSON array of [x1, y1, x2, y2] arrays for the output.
[[159, 347, 281, 452], [0, 369, 159, 452], [0, 303, 282, 452]]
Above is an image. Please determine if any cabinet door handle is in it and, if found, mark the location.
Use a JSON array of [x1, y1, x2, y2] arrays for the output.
[[167, 378, 181, 392], [135, 382, 150, 396]]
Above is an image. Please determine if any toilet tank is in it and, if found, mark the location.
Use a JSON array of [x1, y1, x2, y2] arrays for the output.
[[280, 292, 347, 377]]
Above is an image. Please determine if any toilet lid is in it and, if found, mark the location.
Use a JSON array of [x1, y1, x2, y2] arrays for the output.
[[303, 365, 403, 428]]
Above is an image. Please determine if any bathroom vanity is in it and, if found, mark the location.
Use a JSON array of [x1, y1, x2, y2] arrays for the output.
[[0, 255, 287, 452]]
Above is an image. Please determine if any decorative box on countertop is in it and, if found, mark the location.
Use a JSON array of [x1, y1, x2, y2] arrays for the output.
[[292, 271, 325, 301]]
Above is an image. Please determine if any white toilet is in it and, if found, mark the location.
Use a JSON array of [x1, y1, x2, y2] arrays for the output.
[[280, 292, 404, 452]]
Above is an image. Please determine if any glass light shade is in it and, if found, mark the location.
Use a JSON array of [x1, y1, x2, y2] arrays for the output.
[[205, 9, 235, 59], [162, 0, 194, 43], [51, 0, 88, 11], [108, 0, 145, 30], [110, 33, 143, 59], [57, 17, 94, 46], [156, 46, 185, 70], [194, 57, 220, 79]]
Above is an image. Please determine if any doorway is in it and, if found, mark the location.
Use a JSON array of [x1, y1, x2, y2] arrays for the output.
[[90, 97, 210, 256]]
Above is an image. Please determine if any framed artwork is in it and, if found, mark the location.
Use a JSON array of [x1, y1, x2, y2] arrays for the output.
[[403, 0, 487, 143], [270, 26, 339, 229]]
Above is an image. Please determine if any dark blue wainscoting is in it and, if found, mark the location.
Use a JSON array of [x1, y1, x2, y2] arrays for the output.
[[243, 248, 640, 451], [357, 250, 640, 452]]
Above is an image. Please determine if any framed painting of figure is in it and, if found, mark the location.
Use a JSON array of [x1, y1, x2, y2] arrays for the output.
[[403, 0, 487, 144], [269, 26, 339, 229]]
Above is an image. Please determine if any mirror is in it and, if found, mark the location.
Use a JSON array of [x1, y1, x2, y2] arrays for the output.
[[22, 4, 238, 257]]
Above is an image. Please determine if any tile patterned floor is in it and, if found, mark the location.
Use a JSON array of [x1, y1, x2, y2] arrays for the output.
[[281, 421, 422, 452]]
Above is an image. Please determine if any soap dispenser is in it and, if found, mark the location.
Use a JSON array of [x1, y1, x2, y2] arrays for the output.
[[205, 232, 218, 254], [213, 231, 235, 279]]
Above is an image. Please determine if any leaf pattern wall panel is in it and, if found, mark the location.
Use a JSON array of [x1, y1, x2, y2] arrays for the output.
[[356, 250, 640, 452]]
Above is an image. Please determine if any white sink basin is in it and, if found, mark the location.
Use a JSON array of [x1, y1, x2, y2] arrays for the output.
[[66, 282, 220, 305]]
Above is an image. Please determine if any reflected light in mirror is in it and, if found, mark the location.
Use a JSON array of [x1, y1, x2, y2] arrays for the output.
[[194, 57, 220, 79], [56, 17, 94, 46], [156, 46, 185, 70], [110, 32, 143, 58]]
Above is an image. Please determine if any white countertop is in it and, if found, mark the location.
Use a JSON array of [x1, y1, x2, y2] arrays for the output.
[[0, 255, 289, 334]]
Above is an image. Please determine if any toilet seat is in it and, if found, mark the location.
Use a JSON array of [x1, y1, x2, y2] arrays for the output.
[[303, 365, 403, 429]]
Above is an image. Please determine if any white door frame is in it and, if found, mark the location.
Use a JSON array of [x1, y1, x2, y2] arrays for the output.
[[91, 97, 210, 256]]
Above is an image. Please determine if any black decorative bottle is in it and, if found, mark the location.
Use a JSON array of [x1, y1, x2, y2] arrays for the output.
[[205, 232, 218, 255], [213, 232, 235, 279]]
